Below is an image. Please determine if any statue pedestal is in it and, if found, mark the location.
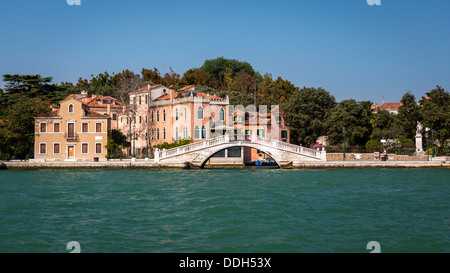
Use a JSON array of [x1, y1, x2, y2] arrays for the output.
[[415, 135, 424, 156]]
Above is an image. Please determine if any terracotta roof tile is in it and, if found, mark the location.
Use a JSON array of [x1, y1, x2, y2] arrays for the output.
[[131, 84, 164, 93], [36, 110, 59, 118]]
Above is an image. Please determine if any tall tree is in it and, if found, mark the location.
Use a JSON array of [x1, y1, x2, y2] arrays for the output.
[[141, 67, 162, 84], [0, 94, 50, 159], [1, 74, 63, 103], [325, 99, 372, 146], [420, 86, 450, 146], [396, 91, 421, 140], [201, 57, 257, 90], [283, 87, 336, 146]]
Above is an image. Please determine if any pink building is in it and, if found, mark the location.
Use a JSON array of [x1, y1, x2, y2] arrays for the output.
[[118, 85, 290, 163]]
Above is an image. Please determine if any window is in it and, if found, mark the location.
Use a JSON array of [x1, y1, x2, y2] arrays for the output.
[[139, 96, 142, 105], [139, 116, 142, 124], [212, 149, 226, 157], [228, 147, 241, 157], [257, 129, 265, 137], [95, 143, 102, 154], [245, 129, 252, 136], [157, 110, 160, 122], [175, 108, 178, 120], [96, 123, 102, 133], [194, 125, 200, 139], [112, 114, 117, 121], [281, 130, 288, 140], [175, 126, 178, 141], [163, 109, 166, 122], [40, 143, 47, 154], [163, 127, 166, 140], [54, 123, 60, 133], [184, 106, 187, 120], [156, 128, 160, 140], [68, 104, 74, 114], [67, 123, 75, 138], [151, 111, 154, 122], [40, 122, 47, 133], [197, 106, 203, 120], [82, 143, 89, 154], [201, 125, 207, 139], [145, 95, 148, 104], [219, 108, 225, 121], [183, 126, 188, 139], [82, 123, 89, 133], [53, 143, 60, 154]]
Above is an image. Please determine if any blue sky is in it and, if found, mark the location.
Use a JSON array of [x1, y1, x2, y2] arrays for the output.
[[0, 0, 449, 103]]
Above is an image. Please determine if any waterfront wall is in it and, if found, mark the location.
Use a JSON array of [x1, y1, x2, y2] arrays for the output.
[[326, 153, 435, 161], [1, 159, 448, 170]]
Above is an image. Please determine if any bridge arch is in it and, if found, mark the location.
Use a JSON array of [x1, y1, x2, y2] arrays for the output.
[[155, 135, 326, 168], [199, 143, 281, 168]]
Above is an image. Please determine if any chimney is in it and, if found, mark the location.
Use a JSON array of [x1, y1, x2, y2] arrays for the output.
[[170, 88, 175, 103], [81, 90, 88, 97], [107, 103, 111, 116]]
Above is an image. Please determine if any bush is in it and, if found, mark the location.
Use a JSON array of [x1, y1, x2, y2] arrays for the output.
[[365, 139, 383, 152]]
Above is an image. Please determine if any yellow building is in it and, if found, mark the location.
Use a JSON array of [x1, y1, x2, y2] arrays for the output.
[[34, 95, 110, 161]]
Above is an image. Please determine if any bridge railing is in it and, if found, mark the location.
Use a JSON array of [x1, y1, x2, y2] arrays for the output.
[[253, 135, 320, 158], [155, 134, 325, 162]]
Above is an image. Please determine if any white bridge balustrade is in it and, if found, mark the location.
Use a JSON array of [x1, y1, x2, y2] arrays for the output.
[[154, 134, 326, 168]]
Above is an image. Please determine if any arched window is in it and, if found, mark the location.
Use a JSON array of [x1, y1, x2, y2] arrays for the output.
[[163, 109, 166, 122], [175, 108, 179, 121], [219, 108, 225, 121], [156, 110, 160, 122], [175, 126, 178, 141], [201, 125, 207, 139], [197, 106, 203, 120], [68, 104, 74, 114], [163, 127, 166, 139], [194, 125, 200, 139], [151, 110, 154, 122], [156, 128, 160, 140], [183, 126, 188, 139], [184, 106, 187, 120]]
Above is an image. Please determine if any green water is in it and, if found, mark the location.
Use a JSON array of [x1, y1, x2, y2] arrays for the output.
[[0, 168, 448, 253]]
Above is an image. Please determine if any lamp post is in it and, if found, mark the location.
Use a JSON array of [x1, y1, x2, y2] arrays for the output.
[[343, 126, 346, 161], [431, 129, 435, 158], [132, 124, 136, 162], [425, 127, 430, 161], [145, 132, 149, 161]]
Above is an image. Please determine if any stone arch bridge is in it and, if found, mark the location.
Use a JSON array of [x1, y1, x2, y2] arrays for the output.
[[154, 135, 326, 168]]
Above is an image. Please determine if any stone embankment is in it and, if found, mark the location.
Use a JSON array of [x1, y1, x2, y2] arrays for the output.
[[1, 159, 448, 170]]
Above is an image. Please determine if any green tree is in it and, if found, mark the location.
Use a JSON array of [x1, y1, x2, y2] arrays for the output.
[[0, 94, 50, 159], [105, 129, 131, 159], [420, 86, 450, 154], [369, 109, 398, 140], [181, 67, 211, 86], [396, 91, 421, 140], [282, 87, 336, 146], [325, 99, 372, 146], [2, 74, 67, 104], [202, 57, 257, 90]]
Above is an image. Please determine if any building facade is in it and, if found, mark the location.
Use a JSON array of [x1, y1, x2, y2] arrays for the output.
[[34, 95, 111, 161], [118, 85, 290, 163]]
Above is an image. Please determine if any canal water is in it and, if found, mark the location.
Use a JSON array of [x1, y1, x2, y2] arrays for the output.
[[0, 168, 448, 253]]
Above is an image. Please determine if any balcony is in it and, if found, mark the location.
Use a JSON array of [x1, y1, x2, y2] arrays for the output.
[[64, 132, 79, 141]]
